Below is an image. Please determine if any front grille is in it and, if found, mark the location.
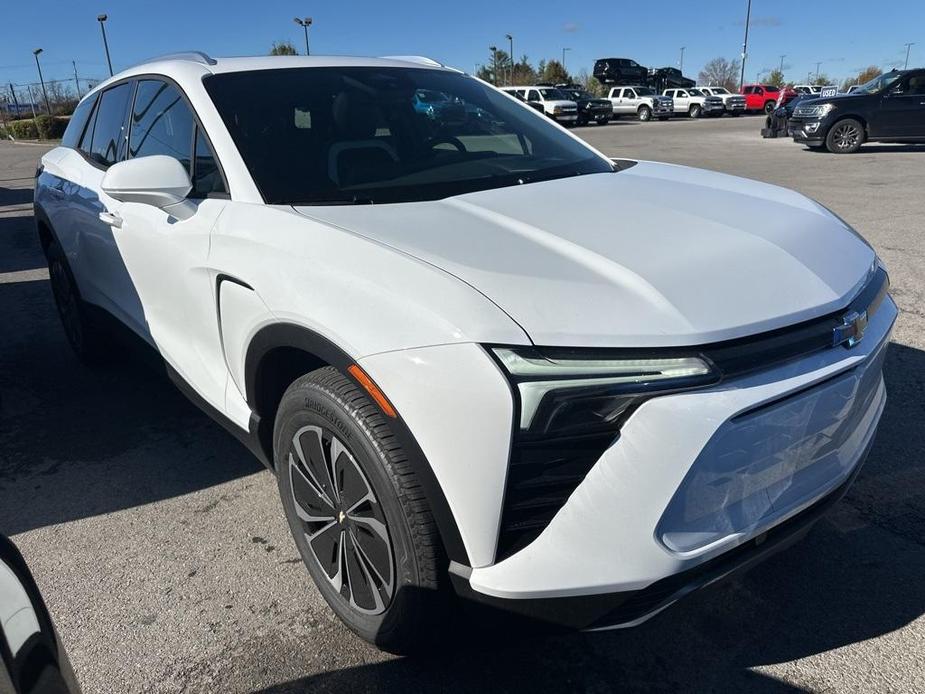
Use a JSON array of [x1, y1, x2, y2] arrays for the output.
[[492, 267, 888, 563], [496, 432, 615, 560]]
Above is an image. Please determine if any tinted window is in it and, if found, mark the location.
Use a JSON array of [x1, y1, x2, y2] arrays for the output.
[[129, 80, 194, 172], [205, 67, 612, 205], [89, 82, 133, 167], [192, 127, 225, 196], [62, 95, 97, 149]]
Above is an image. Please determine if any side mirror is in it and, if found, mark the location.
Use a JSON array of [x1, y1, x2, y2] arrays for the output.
[[101, 155, 194, 219]]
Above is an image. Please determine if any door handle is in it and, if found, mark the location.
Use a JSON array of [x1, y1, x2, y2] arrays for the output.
[[99, 211, 122, 228]]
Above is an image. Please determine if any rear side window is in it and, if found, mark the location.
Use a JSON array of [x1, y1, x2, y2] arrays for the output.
[[62, 95, 97, 149], [129, 80, 195, 172], [89, 82, 133, 167]]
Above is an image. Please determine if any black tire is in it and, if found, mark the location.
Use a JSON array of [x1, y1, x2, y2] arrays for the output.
[[825, 118, 865, 154], [274, 367, 446, 653], [596, 116, 610, 125], [689, 104, 702, 118], [46, 242, 111, 365], [637, 105, 652, 122], [764, 100, 776, 114]]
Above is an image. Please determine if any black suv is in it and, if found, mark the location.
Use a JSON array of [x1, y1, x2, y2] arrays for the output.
[[593, 58, 648, 85], [788, 69, 925, 153], [555, 84, 614, 125]]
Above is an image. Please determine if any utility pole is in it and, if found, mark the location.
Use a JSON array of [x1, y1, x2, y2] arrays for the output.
[[33, 49, 51, 114], [8, 83, 20, 116], [26, 84, 38, 119], [778, 54, 786, 73], [815, 61, 822, 82], [97, 14, 113, 76], [72, 60, 82, 98], [506, 34, 513, 85], [739, 0, 752, 89], [293, 17, 312, 55], [904, 42, 915, 70], [489, 46, 497, 85], [562, 47, 571, 73], [679, 46, 685, 74]]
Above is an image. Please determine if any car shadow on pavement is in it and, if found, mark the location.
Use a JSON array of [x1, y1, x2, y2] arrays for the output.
[[258, 343, 925, 694], [0, 210, 45, 274], [0, 185, 33, 207], [0, 270, 263, 536]]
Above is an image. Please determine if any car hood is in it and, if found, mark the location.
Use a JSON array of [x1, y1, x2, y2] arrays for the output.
[[293, 161, 874, 348]]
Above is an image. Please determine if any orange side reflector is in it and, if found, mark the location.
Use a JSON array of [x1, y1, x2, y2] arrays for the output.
[[348, 365, 397, 418]]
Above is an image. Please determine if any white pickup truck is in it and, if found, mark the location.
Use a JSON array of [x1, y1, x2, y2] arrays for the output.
[[500, 86, 579, 124], [662, 88, 725, 118], [607, 86, 674, 121], [696, 86, 747, 116]]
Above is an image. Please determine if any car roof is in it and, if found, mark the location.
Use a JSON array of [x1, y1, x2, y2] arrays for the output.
[[82, 54, 457, 99]]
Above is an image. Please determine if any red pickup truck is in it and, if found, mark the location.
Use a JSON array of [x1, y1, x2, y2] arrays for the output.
[[740, 84, 782, 113]]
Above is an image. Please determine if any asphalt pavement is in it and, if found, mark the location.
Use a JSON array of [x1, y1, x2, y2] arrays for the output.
[[0, 115, 923, 693]]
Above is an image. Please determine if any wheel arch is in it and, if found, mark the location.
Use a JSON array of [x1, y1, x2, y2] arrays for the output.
[[243, 323, 471, 566], [32, 203, 58, 256]]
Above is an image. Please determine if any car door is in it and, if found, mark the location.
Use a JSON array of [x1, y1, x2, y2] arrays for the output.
[[876, 74, 925, 138], [68, 81, 138, 327], [622, 89, 637, 113], [674, 89, 689, 113], [116, 78, 233, 409]]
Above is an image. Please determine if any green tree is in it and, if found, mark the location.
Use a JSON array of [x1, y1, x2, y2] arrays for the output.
[[270, 40, 299, 56], [511, 55, 537, 86], [812, 72, 833, 86], [575, 68, 606, 96], [698, 57, 741, 91], [766, 68, 785, 87], [538, 59, 570, 85]]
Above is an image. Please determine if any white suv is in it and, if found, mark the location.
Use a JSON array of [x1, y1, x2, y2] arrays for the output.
[[500, 86, 578, 124], [35, 53, 895, 652]]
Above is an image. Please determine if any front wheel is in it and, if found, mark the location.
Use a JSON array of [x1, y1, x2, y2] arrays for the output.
[[826, 118, 864, 153], [637, 105, 652, 122], [689, 104, 702, 118], [274, 367, 446, 653], [596, 116, 610, 125], [764, 100, 777, 114]]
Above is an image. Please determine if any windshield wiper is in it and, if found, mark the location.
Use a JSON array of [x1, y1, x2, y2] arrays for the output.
[[297, 195, 376, 206]]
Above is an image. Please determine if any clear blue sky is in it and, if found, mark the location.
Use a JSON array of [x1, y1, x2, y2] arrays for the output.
[[1, 0, 922, 90]]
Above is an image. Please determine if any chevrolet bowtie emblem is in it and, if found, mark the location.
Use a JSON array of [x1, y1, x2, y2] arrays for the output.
[[833, 310, 868, 348]]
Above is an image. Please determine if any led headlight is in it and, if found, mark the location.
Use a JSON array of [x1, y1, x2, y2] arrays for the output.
[[794, 103, 835, 119], [491, 347, 718, 437]]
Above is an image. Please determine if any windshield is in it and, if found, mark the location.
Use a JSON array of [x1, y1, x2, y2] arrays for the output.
[[855, 72, 903, 94], [205, 67, 613, 205], [635, 87, 655, 96], [538, 88, 568, 100], [687, 89, 703, 96], [709, 87, 729, 94], [567, 90, 593, 100], [415, 89, 448, 103]]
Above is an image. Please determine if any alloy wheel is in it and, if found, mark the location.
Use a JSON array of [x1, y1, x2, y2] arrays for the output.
[[288, 425, 394, 615], [832, 122, 861, 151]]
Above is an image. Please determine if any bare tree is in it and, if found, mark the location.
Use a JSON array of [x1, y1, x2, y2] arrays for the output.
[[698, 57, 741, 91], [270, 41, 299, 56], [841, 65, 880, 91], [575, 68, 606, 96]]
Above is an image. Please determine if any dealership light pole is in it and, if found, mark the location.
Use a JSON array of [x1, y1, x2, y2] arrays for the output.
[[904, 42, 915, 69], [489, 45, 497, 85], [506, 33, 513, 85], [778, 54, 786, 73], [294, 17, 312, 55], [814, 61, 822, 82], [562, 47, 571, 73], [739, 0, 751, 89], [32, 49, 51, 115], [97, 14, 113, 76], [678, 46, 685, 73]]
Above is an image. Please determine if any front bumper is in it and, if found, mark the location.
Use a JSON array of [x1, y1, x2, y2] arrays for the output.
[[553, 113, 578, 122], [724, 100, 747, 113], [702, 101, 725, 113], [789, 117, 827, 143], [460, 295, 896, 621]]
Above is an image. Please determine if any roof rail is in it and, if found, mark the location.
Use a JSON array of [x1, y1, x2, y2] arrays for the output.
[[138, 51, 217, 67], [380, 55, 444, 68]]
